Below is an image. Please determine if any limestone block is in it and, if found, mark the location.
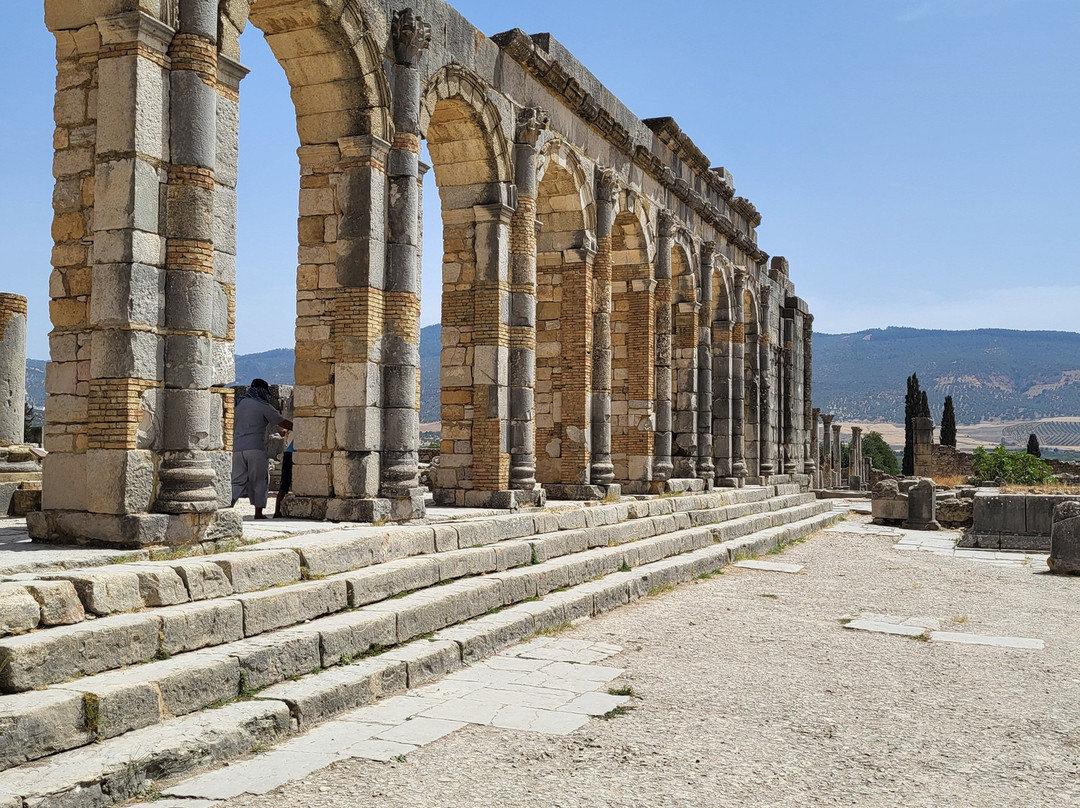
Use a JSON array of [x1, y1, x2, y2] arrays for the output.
[[334, 362, 381, 408], [0, 690, 91, 770], [383, 527, 436, 559], [23, 580, 85, 626], [437, 547, 496, 581], [331, 451, 380, 498], [381, 640, 461, 688], [94, 157, 160, 233], [493, 541, 533, 570], [434, 610, 536, 665], [236, 579, 347, 637], [333, 407, 382, 453], [0, 584, 40, 636], [46, 568, 144, 616], [126, 564, 189, 607], [972, 493, 1027, 536], [1048, 501, 1080, 575], [212, 186, 238, 254], [96, 54, 168, 160], [169, 560, 233, 601], [85, 449, 155, 516], [211, 549, 301, 593], [54, 675, 163, 740], [158, 599, 244, 655], [170, 70, 217, 169], [293, 535, 383, 577], [253, 657, 406, 730], [89, 328, 163, 381], [41, 452, 87, 512], [224, 629, 323, 690], [0, 613, 160, 692], [89, 263, 161, 330], [216, 96, 240, 188], [304, 609, 398, 667], [338, 557, 440, 607], [164, 335, 214, 391]]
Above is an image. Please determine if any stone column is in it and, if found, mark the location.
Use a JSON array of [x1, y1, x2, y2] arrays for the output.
[[850, 426, 863, 489], [696, 243, 715, 484], [730, 267, 747, 484], [757, 282, 774, 478], [0, 295, 27, 445], [380, 8, 431, 521], [156, 0, 222, 518], [831, 423, 842, 484], [821, 412, 834, 486], [652, 210, 674, 483], [712, 283, 733, 485], [783, 316, 798, 474], [589, 169, 617, 487], [508, 106, 549, 502], [810, 407, 821, 487], [802, 314, 816, 476]]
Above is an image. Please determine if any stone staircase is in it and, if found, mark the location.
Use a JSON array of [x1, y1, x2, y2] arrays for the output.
[[0, 484, 841, 808]]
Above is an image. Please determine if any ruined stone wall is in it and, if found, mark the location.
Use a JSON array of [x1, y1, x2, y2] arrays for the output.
[[35, 0, 818, 545], [930, 444, 975, 478]]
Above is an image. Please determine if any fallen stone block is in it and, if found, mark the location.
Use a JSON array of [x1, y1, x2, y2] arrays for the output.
[[22, 580, 84, 626], [0, 613, 161, 692], [43, 569, 143, 616], [0, 690, 92, 771], [0, 584, 40, 636]]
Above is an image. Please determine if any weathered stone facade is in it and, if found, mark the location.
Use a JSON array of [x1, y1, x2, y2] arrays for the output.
[[33, 0, 816, 546]]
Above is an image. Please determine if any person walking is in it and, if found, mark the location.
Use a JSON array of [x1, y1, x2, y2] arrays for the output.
[[232, 379, 292, 520]]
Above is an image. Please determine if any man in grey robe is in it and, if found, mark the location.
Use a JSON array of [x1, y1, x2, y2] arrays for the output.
[[232, 378, 293, 519]]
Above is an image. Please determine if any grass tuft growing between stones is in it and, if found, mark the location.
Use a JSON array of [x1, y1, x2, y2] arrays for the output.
[[534, 621, 574, 637], [607, 685, 637, 698], [618, 561, 632, 573], [600, 705, 634, 720], [83, 692, 101, 738], [647, 583, 676, 597]]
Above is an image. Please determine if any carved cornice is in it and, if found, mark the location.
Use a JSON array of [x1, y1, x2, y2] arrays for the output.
[[391, 8, 431, 67], [515, 106, 550, 146]]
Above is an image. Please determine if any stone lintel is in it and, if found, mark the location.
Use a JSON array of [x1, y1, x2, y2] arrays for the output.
[[97, 11, 175, 53]]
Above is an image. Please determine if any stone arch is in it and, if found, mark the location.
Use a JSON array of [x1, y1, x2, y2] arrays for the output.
[[534, 143, 594, 486], [610, 208, 655, 486], [669, 241, 698, 477], [421, 64, 517, 503]]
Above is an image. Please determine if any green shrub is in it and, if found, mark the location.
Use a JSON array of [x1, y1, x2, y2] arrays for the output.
[[971, 445, 1055, 485]]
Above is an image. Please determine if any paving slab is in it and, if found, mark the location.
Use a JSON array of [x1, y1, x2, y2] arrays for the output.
[[342, 739, 417, 762], [844, 619, 927, 637], [557, 691, 630, 716], [928, 631, 1044, 650], [489, 705, 590, 735], [340, 695, 447, 726], [373, 717, 464, 746], [733, 559, 806, 574]]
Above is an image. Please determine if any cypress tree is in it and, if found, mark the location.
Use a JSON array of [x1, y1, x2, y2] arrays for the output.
[[1027, 433, 1041, 458], [940, 396, 957, 447], [902, 373, 921, 476]]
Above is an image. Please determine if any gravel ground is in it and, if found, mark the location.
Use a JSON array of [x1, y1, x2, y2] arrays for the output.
[[220, 516, 1080, 807]]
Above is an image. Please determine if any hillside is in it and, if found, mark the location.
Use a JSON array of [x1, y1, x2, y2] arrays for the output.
[[814, 328, 1080, 423], [25, 326, 1080, 429]]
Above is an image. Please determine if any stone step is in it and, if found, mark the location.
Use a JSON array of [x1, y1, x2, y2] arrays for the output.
[[0, 491, 817, 694], [0, 508, 841, 808], [0, 497, 831, 772]]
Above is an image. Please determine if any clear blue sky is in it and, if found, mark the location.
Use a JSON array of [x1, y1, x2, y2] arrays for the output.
[[1, 0, 1077, 359]]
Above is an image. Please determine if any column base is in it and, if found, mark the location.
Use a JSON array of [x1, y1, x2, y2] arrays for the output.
[[283, 496, 392, 524], [544, 483, 621, 502], [27, 507, 242, 549], [716, 477, 744, 489], [431, 487, 547, 510]]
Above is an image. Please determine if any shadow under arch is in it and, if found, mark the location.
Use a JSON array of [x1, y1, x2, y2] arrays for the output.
[[419, 64, 516, 504], [534, 141, 595, 487]]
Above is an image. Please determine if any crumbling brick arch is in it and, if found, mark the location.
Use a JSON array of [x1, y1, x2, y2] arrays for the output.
[[670, 241, 699, 477], [534, 141, 595, 487], [420, 64, 518, 505], [610, 198, 656, 487]]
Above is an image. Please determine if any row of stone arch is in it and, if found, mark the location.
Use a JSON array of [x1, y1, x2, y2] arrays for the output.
[[33, 0, 815, 546]]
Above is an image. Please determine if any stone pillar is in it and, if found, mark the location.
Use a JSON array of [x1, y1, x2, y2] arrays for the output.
[[730, 267, 747, 484], [652, 210, 674, 483], [810, 407, 821, 487], [712, 284, 732, 485], [156, 0, 221, 520], [757, 282, 774, 479], [507, 106, 549, 503], [589, 169, 617, 487], [0, 295, 27, 445], [831, 423, 842, 482], [783, 316, 798, 474], [802, 315, 816, 476], [903, 478, 940, 530], [696, 243, 715, 484], [821, 413, 834, 486], [380, 8, 432, 521], [850, 426, 863, 490], [913, 415, 935, 478]]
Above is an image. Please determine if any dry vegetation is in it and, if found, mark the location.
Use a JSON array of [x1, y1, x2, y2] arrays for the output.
[[930, 475, 969, 488], [1001, 483, 1080, 495]]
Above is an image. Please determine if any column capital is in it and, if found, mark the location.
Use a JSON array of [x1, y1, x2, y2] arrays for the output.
[[515, 106, 550, 147], [596, 167, 619, 206], [658, 209, 677, 239], [701, 240, 716, 267], [98, 11, 175, 53], [391, 8, 432, 67], [759, 281, 772, 306]]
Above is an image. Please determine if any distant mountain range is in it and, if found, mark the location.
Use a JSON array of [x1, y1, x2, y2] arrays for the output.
[[25, 326, 1080, 426]]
